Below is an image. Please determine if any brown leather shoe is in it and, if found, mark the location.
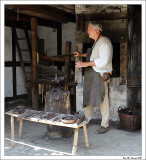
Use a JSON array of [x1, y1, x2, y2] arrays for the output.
[[95, 126, 109, 134]]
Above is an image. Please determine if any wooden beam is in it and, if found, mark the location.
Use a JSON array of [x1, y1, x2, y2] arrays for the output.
[[12, 25, 17, 97], [5, 61, 31, 67], [5, 5, 75, 23], [5, 94, 28, 102], [52, 5, 75, 14], [5, 10, 60, 28], [31, 17, 38, 110], [39, 54, 65, 62], [57, 23, 62, 70], [64, 42, 72, 77], [120, 43, 128, 85]]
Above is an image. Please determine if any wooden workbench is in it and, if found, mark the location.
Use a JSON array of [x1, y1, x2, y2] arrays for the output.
[[5, 109, 89, 155]]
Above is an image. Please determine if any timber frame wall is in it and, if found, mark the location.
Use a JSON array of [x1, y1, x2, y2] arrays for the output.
[[5, 21, 63, 103]]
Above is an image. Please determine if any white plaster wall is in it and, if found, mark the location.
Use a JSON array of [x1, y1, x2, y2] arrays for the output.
[[5, 27, 13, 97], [5, 23, 76, 97], [5, 27, 31, 97], [38, 23, 76, 55], [62, 22, 76, 54], [16, 67, 27, 95], [5, 27, 12, 61], [38, 25, 57, 56], [5, 68, 13, 97]]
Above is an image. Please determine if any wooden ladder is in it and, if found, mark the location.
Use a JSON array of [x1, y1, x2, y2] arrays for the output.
[[13, 23, 32, 84]]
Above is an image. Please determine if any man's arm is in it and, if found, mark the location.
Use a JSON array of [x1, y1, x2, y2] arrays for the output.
[[75, 61, 95, 68]]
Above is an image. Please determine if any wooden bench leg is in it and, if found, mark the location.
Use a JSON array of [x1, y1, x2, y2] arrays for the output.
[[72, 128, 79, 155], [83, 124, 89, 149], [10, 116, 15, 148], [19, 119, 23, 139]]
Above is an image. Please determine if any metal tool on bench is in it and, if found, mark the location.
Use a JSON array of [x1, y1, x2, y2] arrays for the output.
[[52, 114, 66, 122], [13, 105, 25, 114], [17, 110, 40, 120], [40, 112, 59, 120], [17, 110, 31, 121], [75, 112, 85, 125]]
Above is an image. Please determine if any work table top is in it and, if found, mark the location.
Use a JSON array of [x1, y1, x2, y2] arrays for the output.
[[5, 109, 88, 129]]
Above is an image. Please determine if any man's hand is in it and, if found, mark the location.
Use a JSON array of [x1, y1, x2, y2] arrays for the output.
[[74, 52, 81, 57], [75, 62, 88, 68]]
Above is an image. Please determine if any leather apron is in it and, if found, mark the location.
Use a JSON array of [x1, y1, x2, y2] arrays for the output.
[[83, 48, 105, 107]]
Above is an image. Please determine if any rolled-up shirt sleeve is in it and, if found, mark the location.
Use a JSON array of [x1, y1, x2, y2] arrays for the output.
[[93, 43, 111, 69]]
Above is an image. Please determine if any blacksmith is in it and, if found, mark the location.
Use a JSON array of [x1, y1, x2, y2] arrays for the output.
[[74, 22, 113, 134]]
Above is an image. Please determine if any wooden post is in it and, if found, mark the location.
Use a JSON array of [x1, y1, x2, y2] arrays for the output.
[[12, 25, 17, 97], [72, 128, 79, 155], [64, 41, 71, 77], [31, 17, 39, 110], [10, 116, 15, 148], [19, 119, 23, 139], [80, 14, 85, 32], [73, 86, 76, 112], [57, 23, 62, 70]]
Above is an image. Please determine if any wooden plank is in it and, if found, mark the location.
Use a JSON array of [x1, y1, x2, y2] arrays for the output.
[[10, 116, 15, 148], [5, 94, 28, 102], [52, 5, 75, 14], [39, 54, 65, 62], [5, 61, 31, 67], [31, 17, 39, 110]]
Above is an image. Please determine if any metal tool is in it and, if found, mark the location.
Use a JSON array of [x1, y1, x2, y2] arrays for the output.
[[24, 111, 40, 118], [75, 112, 85, 125], [41, 112, 59, 120]]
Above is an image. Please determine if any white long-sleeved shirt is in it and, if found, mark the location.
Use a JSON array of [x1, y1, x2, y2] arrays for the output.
[[90, 37, 113, 73]]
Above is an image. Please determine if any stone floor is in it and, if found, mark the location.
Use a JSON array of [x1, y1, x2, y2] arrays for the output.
[[2, 99, 143, 159], [3, 115, 142, 158]]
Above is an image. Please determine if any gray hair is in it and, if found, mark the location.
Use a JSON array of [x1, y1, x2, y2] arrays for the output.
[[88, 22, 103, 32]]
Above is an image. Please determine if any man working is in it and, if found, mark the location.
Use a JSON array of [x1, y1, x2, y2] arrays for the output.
[[74, 22, 113, 134]]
